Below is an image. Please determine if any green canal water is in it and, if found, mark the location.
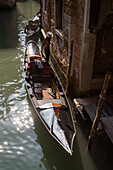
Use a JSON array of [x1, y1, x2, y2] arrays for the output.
[[0, 0, 113, 170]]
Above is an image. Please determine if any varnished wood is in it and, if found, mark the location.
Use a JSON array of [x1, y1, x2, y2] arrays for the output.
[[88, 72, 112, 149]]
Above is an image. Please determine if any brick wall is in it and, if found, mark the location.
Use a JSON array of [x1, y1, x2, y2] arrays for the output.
[[42, 0, 86, 91], [73, 1, 85, 86], [64, 0, 76, 16]]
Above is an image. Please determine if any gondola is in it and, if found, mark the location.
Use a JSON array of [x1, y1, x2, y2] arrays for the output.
[[24, 13, 41, 37], [24, 40, 76, 155]]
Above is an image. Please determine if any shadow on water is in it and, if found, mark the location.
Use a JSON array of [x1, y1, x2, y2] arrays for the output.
[[75, 110, 113, 170], [27, 97, 84, 170], [0, 7, 19, 49]]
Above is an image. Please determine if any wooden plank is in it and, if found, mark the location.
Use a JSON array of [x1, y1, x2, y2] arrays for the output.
[[41, 29, 47, 38], [37, 99, 62, 106], [100, 117, 113, 143], [89, 103, 110, 117], [74, 97, 113, 117], [73, 98, 84, 114], [74, 98, 102, 129], [84, 104, 102, 130], [102, 107, 110, 117], [84, 105, 96, 121], [103, 102, 113, 116], [74, 97, 98, 106]]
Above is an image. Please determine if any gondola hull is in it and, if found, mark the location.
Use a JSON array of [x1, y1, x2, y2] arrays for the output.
[[24, 13, 41, 37], [24, 40, 76, 155], [24, 26, 40, 37]]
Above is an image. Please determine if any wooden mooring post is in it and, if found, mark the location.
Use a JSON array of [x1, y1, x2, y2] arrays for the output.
[[88, 71, 112, 149]]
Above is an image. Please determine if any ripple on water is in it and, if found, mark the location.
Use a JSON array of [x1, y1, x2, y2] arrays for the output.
[[0, 1, 51, 169], [0, 109, 45, 169]]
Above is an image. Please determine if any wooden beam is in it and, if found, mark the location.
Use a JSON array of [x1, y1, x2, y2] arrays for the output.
[[88, 71, 112, 149], [41, 29, 47, 38]]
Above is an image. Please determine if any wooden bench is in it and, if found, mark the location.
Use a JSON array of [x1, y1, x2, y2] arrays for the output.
[[36, 99, 62, 106]]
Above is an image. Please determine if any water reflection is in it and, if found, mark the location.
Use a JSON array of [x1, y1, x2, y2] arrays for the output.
[[0, 8, 18, 49], [0, 1, 46, 169]]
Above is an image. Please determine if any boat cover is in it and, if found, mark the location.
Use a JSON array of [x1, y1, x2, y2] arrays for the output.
[[36, 103, 73, 152]]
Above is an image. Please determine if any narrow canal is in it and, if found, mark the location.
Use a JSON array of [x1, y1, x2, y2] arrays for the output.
[[0, 0, 112, 170]]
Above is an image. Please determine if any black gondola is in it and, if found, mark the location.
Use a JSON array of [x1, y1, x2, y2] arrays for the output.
[[24, 40, 76, 155], [24, 13, 41, 37]]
